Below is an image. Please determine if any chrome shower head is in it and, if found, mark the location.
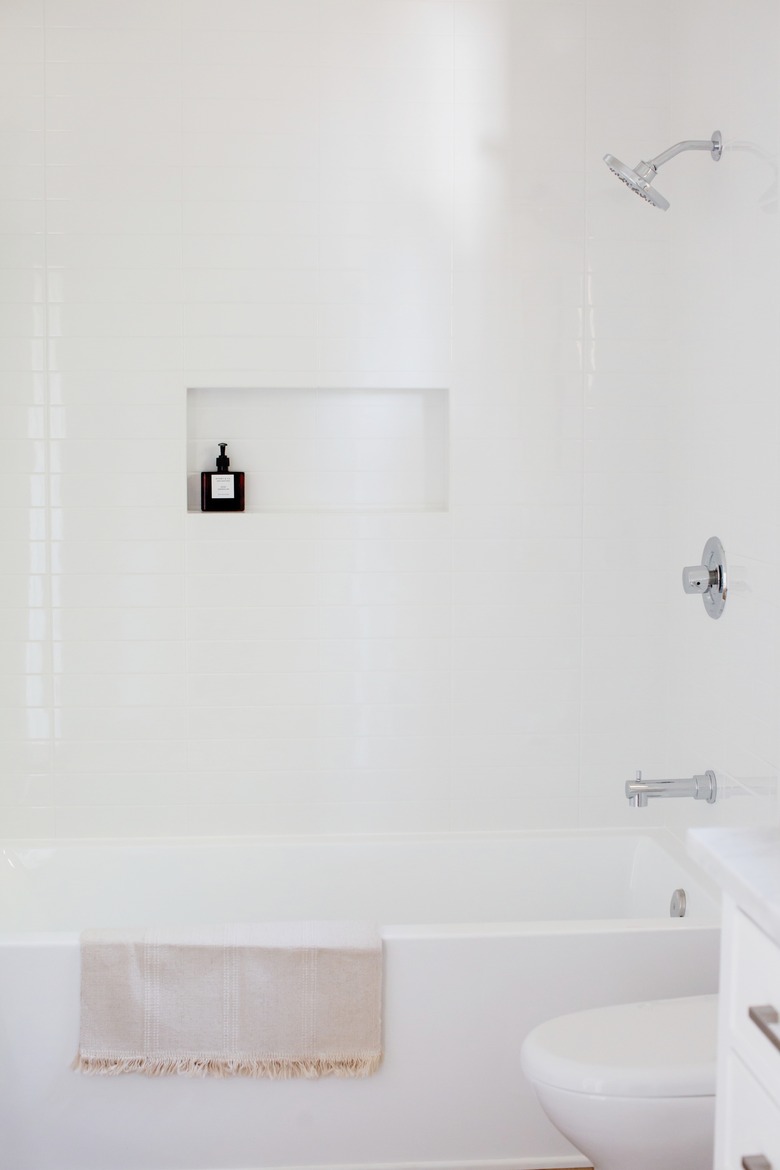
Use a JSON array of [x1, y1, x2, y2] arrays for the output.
[[603, 131, 723, 211], [603, 154, 670, 210]]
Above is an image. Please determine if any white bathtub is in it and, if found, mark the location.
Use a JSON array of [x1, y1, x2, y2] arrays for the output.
[[0, 829, 720, 1170]]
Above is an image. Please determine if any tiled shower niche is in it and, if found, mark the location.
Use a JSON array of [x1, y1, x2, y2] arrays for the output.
[[187, 387, 449, 512]]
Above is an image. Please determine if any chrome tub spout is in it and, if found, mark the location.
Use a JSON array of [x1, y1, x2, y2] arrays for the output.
[[626, 770, 717, 808]]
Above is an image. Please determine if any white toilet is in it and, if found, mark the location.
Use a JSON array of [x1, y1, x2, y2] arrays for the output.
[[520, 993, 718, 1170]]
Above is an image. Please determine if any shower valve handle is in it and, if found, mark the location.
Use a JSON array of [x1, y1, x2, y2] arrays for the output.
[[682, 564, 719, 594]]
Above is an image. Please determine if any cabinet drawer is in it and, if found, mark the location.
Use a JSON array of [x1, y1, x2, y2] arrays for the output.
[[731, 910, 780, 1100], [723, 1051, 780, 1170]]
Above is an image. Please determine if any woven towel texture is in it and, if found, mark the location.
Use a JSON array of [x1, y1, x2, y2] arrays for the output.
[[74, 921, 382, 1078]]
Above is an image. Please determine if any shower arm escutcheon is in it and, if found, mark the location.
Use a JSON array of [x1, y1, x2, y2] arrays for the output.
[[682, 536, 728, 619]]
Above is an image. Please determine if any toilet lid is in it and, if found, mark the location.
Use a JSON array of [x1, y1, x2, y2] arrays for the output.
[[520, 994, 718, 1098]]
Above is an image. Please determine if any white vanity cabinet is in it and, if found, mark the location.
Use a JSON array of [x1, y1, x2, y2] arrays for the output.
[[687, 827, 780, 1170], [716, 897, 780, 1170]]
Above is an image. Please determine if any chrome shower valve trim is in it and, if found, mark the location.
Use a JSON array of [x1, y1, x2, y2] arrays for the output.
[[682, 536, 728, 619]]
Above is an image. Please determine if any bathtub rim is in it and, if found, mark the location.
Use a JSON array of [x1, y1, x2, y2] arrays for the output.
[[0, 823, 719, 853], [0, 825, 721, 941]]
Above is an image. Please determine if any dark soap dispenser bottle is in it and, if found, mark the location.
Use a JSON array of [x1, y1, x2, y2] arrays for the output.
[[201, 443, 245, 512]]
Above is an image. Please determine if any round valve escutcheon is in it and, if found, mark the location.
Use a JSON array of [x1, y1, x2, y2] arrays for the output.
[[682, 536, 727, 619]]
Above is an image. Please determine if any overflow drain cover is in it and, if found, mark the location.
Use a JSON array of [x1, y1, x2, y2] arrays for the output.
[[670, 888, 687, 918]]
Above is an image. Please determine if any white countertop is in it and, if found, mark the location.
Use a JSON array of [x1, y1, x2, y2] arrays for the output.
[[687, 826, 780, 946]]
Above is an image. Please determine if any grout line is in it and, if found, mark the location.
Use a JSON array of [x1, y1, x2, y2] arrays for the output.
[[180, 0, 191, 820], [41, 0, 57, 835], [314, 0, 324, 834], [576, 4, 589, 830], [446, 0, 455, 835]]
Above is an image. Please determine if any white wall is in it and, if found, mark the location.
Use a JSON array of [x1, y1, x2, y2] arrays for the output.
[[579, 0, 677, 827], [0, 0, 776, 839], [663, 0, 780, 832]]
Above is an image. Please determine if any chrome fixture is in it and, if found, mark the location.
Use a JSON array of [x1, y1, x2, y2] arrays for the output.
[[626, 769, 717, 808], [603, 130, 723, 210], [670, 889, 687, 918], [682, 536, 728, 619]]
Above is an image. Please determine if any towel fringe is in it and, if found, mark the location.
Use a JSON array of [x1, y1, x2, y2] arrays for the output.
[[72, 1052, 382, 1079]]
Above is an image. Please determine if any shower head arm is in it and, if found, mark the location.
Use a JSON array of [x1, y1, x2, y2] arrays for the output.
[[648, 131, 723, 170], [603, 129, 722, 211]]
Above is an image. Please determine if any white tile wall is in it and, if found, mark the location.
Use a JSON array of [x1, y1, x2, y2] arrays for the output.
[[0, 0, 776, 839], [659, 0, 780, 833]]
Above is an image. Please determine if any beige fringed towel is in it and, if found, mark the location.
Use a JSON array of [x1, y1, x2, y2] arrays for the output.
[[74, 922, 382, 1078]]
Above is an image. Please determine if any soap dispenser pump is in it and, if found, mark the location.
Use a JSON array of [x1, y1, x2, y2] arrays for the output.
[[200, 442, 245, 512]]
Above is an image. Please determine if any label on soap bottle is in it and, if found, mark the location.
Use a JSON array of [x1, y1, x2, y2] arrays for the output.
[[211, 474, 235, 499]]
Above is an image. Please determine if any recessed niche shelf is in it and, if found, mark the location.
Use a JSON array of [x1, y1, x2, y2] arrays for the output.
[[186, 387, 449, 513]]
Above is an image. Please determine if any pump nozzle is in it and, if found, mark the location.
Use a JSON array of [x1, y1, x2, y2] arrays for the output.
[[216, 443, 229, 471]]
